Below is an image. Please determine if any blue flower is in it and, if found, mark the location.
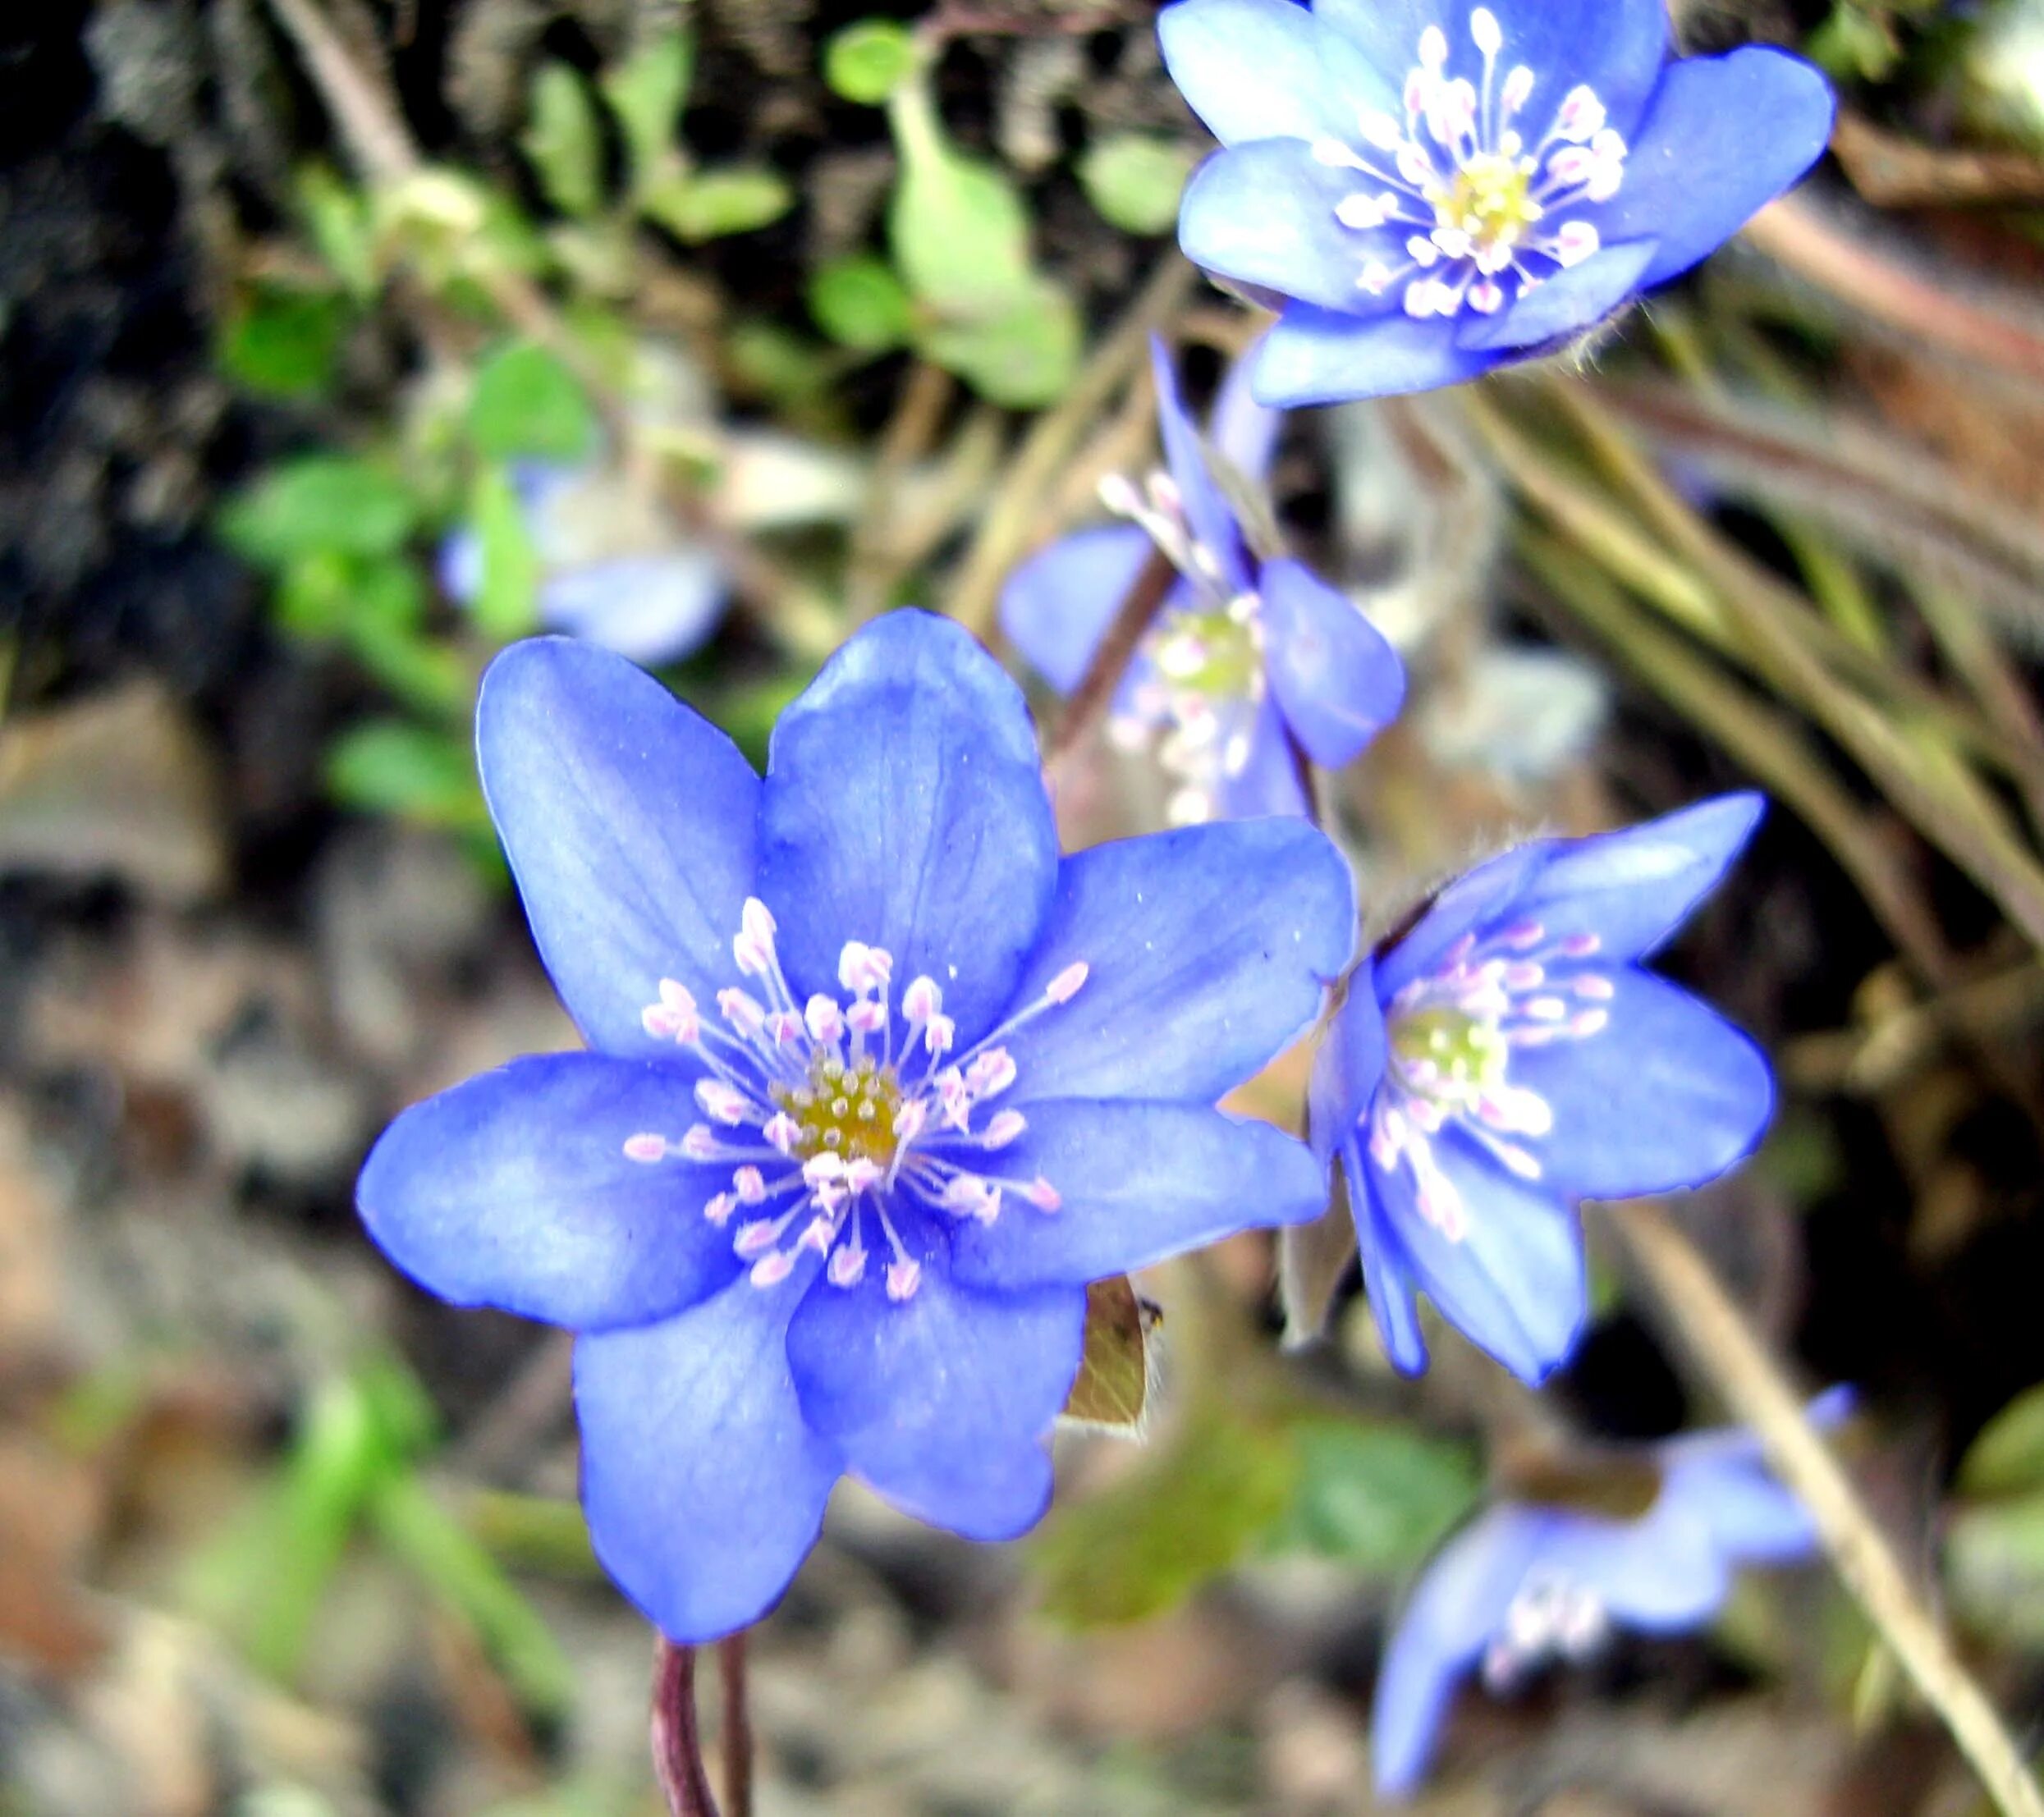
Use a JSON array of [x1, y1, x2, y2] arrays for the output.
[[355, 610, 1355, 1641], [999, 336, 1405, 823], [1158, 0, 1835, 404], [1308, 794, 1774, 1384], [440, 460, 729, 665], [1373, 1390, 1848, 1798]]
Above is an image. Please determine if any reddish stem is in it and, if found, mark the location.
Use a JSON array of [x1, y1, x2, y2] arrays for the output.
[[650, 1639, 719, 1817]]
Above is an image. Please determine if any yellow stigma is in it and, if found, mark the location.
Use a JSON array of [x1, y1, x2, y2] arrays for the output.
[[1153, 607, 1260, 699], [1435, 152, 1543, 253], [772, 1050, 903, 1165], [1391, 1006, 1510, 1094]]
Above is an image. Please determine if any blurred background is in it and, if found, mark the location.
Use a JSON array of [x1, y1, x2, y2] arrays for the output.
[[7, 0, 2044, 1810]]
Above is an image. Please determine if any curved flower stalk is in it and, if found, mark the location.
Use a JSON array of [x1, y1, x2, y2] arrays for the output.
[[1373, 1390, 1849, 1797], [1158, 0, 1835, 404], [1000, 336, 1405, 823], [1309, 794, 1775, 1383], [356, 610, 1357, 1642], [440, 459, 731, 666]]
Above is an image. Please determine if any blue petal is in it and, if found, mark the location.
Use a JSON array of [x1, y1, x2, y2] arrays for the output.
[[1315, 0, 1669, 140], [1253, 304, 1495, 406], [1545, 1496, 1729, 1631], [1180, 144, 1381, 318], [1594, 48, 1835, 288], [946, 1100, 1328, 1289], [1158, 0, 1398, 148], [574, 1275, 843, 1642], [476, 638, 761, 1057], [1514, 968, 1773, 1201], [538, 550, 729, 666], [1000, 818, 1355, 1103], [755, 611, 1059, 1050], [439, 527, 483, 603], [1663, 1450, 1820, 1566], [1373, 1124, 1588, 1383], [999, 524, 1153, 695], [1261, 556, 1406, 768], [357, 1054, 742, 1332], [1310, 964, 1431, 1372], [1150, 335, 1252, 594], [1215, 696, 1312, 822], [1373, 1506, 1555, 1798], [1453, 239, 1657, 353], [1209, 342, 1283, 483], [786, 1267, 1083, 1539]]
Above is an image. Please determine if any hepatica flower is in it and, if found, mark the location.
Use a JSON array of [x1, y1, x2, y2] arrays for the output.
[[1309, 794, 1773, 1383], [440, 459, 729, 666], [1373, 1392, 1847, 1797], [1000, 336, 1404, 823], [1159, 0, 1835, 403], [356, 611, 1354, 1641]]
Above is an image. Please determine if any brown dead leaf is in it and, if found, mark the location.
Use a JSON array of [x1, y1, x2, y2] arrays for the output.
[[1061, 1275, 1158, 1433]]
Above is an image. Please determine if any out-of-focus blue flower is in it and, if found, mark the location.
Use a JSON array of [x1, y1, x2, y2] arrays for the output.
[[1158, 0, 1835, 405], [999, 336, 1405, 824], [440, 460, 729, 666], [356, 611, 1355, 1642], [1373, 1389, 1849, 1797], [1309, 794, 1774, 1384]]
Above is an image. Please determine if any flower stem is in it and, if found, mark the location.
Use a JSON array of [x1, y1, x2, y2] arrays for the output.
[[1617, 1197, 2044, 1817], [651, 1638, 720, 1817]]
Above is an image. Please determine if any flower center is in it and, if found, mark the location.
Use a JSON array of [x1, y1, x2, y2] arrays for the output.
[[623, 899, 1085, 1305], [1482, 1568, 1610, 1691], [1368, 917, 1613, 1239], [772, 1050, 903, 1167], [1310, 7, 1628, 321]]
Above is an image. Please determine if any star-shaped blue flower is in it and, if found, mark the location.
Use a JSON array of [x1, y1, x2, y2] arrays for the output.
[[441, 459, 729, 665], [1000, 336, 1405, 822], [1309, 794, 1774, 1384], [1158, 0, 1835, 404], [356, 610, 1355, 1642], [1373, 1391, 1847, 1798]]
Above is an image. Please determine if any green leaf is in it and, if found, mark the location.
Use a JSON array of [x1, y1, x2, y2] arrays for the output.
[[1960, 1384, 2044, 1499], [1263, 1420, 1481, 1575], [1032, 1399, 1299, 1627], [724, 320, 837, 405], [640, 165, 794, 242], [220, 456, 418, 568], [467, 340, 598, 461], [824, 18, 918, 104], [1077, 132, 1197, 236], [326, 720, 488, 830], [1947, 1490, 2044, 1648], [807, 254, 915, 351], [296, 162, 378, 299], [600, 29, 694, 199], [218, 285, 346, 400], [523, 62, 605, 220], [920, 273, 1082, 406], [887, 76, 1035, 316], [274, 550, 424, 643], [470, 464, 543, 641]]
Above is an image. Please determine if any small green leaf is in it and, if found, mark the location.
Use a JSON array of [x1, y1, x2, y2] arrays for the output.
[[218, 285, 346, 400], [1078, 132, 1197, 236], [275, 550, 424, 642], [296, 162, 378, 299], [887, 76, 1035, 316], [1961, 1384, 2044, 1499], [824, 18, 918, 104], [220, 456, 418, 568], [641, 165, 794, 242], [920, 273, 1082, 406], [807, 254, 915, 351], [724, 320, 837, 405], [326, 720, 488, 830], [523, 62, 605, 219], [600, 29, 694, 198], [1032, 1399, 1299, 1627], [467, 340, 598, 461], [1947, 1490, 2044, 1648], [1263, 1420, 1481, 1575], [470, 464, 543, 641]]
